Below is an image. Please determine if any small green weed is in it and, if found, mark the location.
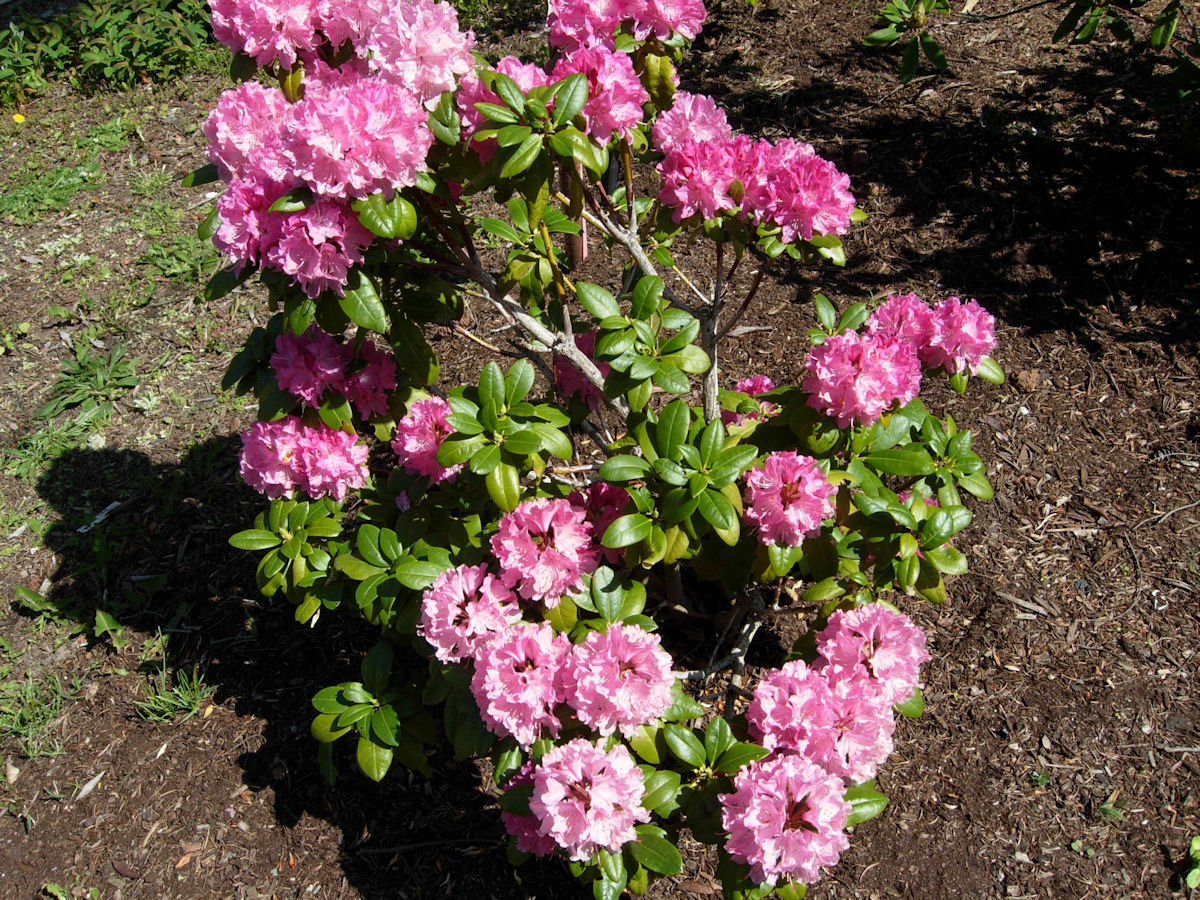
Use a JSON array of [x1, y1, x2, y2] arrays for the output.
[[34, 340, 139, 420], [1, 404, 110, 482], [130, 167, 174, 198], [1185, 835, 1200, 889], [0, 158, 101, 226], [139, 232, 220, 282], [0, 671, 69, 758], [134, 663, 213, 723], [78, 115, 133, 153]]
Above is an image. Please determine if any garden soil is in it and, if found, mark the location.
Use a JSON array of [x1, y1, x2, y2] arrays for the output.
[[0, 0, 1197, 897]]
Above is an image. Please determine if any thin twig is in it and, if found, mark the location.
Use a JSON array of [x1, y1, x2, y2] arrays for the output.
[[448, 322, 502, 354], [1138, 498, 1200, 528]]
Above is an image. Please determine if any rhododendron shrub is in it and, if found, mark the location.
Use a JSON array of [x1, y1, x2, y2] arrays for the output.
[[205, 0, 1005, 894]]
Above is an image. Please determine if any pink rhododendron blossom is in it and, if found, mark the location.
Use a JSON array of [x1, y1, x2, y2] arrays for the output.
[[261, 198, 374, 298], [271, 325, 347, 406], [291, 423, 370, 500], [552, 47, 648, 143], [813, 673, 896, 784], [657, 135, 751, 223], [721, 753, 851, 886], [801, 330, 922, 428], [529, 739, 649, 860], [203, 81, 290, 184], [922, 297, 996, 374], [816, 603, 930, 706], [866, 292, 936, 350], [563, 623, 675, 736], [363, 0, 475, 106], [554, 331, 609, 409], [341, 339, 397, 420], [391, 397, 462, 483], [743, 452, 835, 547], [651, 92, 731, 155], [239, 417, 305, 499], [208, 0, 322, 69], [500, 762, 557, 857], [548, 0, 624, 50], [632, 0, 708, 41], [471, 621, 569, 748], [285, 74, 432, 199], [746, 659, 837, 757], [741, 138, 855, 243], [736, 375, 776, 395], [490, 498, 594, 605], [420, 564, 522, 663], [213, 178, 289, 268]]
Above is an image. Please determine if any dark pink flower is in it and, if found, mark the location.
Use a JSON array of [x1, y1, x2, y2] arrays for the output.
[[341, 339, 397, 420], [922, 297, 996, 374], [743, 452, 836, 548], [553, 331, 609, 410], [801, 330, 922, 428], [271, 325, 348, 407], [391, 397, 462, 483], [552, 46, 648, 143]]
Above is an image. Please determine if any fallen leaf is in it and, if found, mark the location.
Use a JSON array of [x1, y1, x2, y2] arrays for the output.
[[112, 860, 140, 879], [74, 770, 105, 801], [175, 853, 194, 869], [5, 760, 19, 785]]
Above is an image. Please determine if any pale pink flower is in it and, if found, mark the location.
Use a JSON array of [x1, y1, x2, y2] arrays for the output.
[[651, 92, 731, 155], [548, 0, 624, 50], [922, 297, 996, 374], [743, 452, 836, 548], [208, 0, 322, 69], [203, 81, 290, 185], [815, 603, 930, 706], [812, 672, 896, 785], [633, 0, 708, 41], [746, 659, 837, 757], [529, 739, 649, 861], [471, 622, 569, 748], [721, 753, 851, 886], [552, 46, 648, 143], [801, 330, 922, 428], [239, 417, 305, 499], [866, 292, 936, 350], [419, 564, 522, 663], [364, 0, 475, 106], [490, 498, 594, 606], [553, 331, 609, 410], [271, 325, 348, 406], [292, 423, 370, 501], [500, 761, 557, 857], [391, 397, 462, 483], [213, 178, 289, 269], [563, 623, 675, 736], [341, 339, 397, 420]]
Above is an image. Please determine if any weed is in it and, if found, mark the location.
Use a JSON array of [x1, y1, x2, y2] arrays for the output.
[[34, 341, 139, 420], [130, 167, 174, 198], [1185, 835, 1200, 889], [0, 158, 101, 226], [0, 672, 69, 758], [78, 115, 131, 153], [1, 405, 111, 482], [134, 663, 213, 723], [1097, 801, 1125, 823], [1030, 771, 1051, 787], [139, 232, 219, 282]]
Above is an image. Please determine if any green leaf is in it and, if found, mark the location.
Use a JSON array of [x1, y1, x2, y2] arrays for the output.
[[204, 263, 254, 302], [697, 489, 736, 532], [894, 687, 924, 718], [486, 463, 522, 512], [470, 443, 501, 475], [577, 282, 621, 319], [655, 400, 691, 461], [474, 101, 518, 124], [391, 318, 439, 385], [814, 294, 837, 331], [336, 555, 386, 581], [500, 133, 544, 179], [479, 217, 525, 244], [664, 344, 710, 374], [919, 31, 948, 71], [864, 25, 902, 45], [370, 705, 400, 747], [602, 513, 653, 548], [923, 545, 968, 575], [641, 769, 681, 816], [704, 717, 735, 764], [801, 576, 845, 603], [975, 356, 1005, 384], [899, 35, 920, 82], [478, 361, 505, 411], [1150, 1, 1179, 49], [629, 827, 683, 875], [662, 724, 705, 769], [268, 186, 313, 213], [492, 72, 526, 115], [502, 429, 541, 457], [632, 276, 664, 320], [713, 741, 770, 775], [356, 736, 394, 782], [505, 359, 535, 406], [229, 529, 282, 551], [353, 192, 417, 240], [530, 422, 573, 460], [394, 559, 445, 590], [844, 782, 889, 826], [861, 447, 935, 477], [662, 683, 704, 722], [311, 712, 352, 743], [956, 469, 994, 500], [312, 685, 347, 715], [437, 435, 486, 467], [339, 270, 388, 333], [361, 642, 393, 696], [554, 72, 588, 126], [182, 163, 219, 187]]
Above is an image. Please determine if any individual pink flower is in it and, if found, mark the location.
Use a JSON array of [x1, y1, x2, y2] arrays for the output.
[[363, 0, 475, 106], [419, 564, 522, 663], [921, 297, 996, 374], [203, 81, 290, 185], [743, 452, 836, 547], [746, 659, 837, 757], [500, 761, 557, 857], [239, 417, 305, 499], [391, 397, 462, 483], [490, 498, 594, 606], [291, 423, 370, 501], [651, 92, 731, 156], [815, 603, 930, 706], [657, 135, 751, 223], [554, 331, 609, 410], [723, 375, 781, 428], [633, 0, 708, 41], [552, 46, 648, 143], [563, 623, 675, 737], [471, 622, 570, 748], [341, 339, 397, 420], [261, 198, 375, 298], [741, 138, 855, 243], [721, 753, 851, 886], [285, 74, 433, 200], [529, 738, 649, 861], [736, 375, 776, 395], [548, 0, 623, 50], [866, 292, 936, 350], [271, 325, 348, 406], [213, 178, 290, 269], [813, 673, 896, 785], [801, 330, 922, 428]]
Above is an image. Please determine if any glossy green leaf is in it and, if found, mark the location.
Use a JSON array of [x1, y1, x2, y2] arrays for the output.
[[486, 462, 522, 512], [602, 513, 653, 548], [499, 133, 544, 178], [663, 723, 705, 769], [554, 72, 588, 125], [361, 642, 393, 696], [311, 713, 351, 743], [353, 192, 417, 240], [861, 446, 935, 476], [229, 529, 281, 551], [641, 769, 682, 816], [655, 400, 690, 461], [339, 270, 388, 333], [899, 35, 920, 82], [629, 826, 683, 875], [713, 740, 770, 775], [356, 736, 393, 782], [844, 782, 889, 826], [894, 687, 924, 718]]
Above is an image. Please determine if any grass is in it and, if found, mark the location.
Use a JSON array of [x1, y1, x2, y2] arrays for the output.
[[133, 663, 213, 723], [0, 671, 70, 759], [0, 156, 101, 226]]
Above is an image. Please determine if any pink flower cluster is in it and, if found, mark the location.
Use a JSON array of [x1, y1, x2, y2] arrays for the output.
[[802, 292, 996, 428], [490, 498, 596, 605], [726, 603, 928, 885], [239, 416, 369, 500], [548, 0, 707, 51], [205, 0, 474, 296], [271, 326, 397, 418], [561, 623, 675, 737], [743, 451, 836, 547], [419, 564, 522, 663], [653, 93, 855, 242], [391, 397, 462, 483], [551, 47, 649, 143]]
